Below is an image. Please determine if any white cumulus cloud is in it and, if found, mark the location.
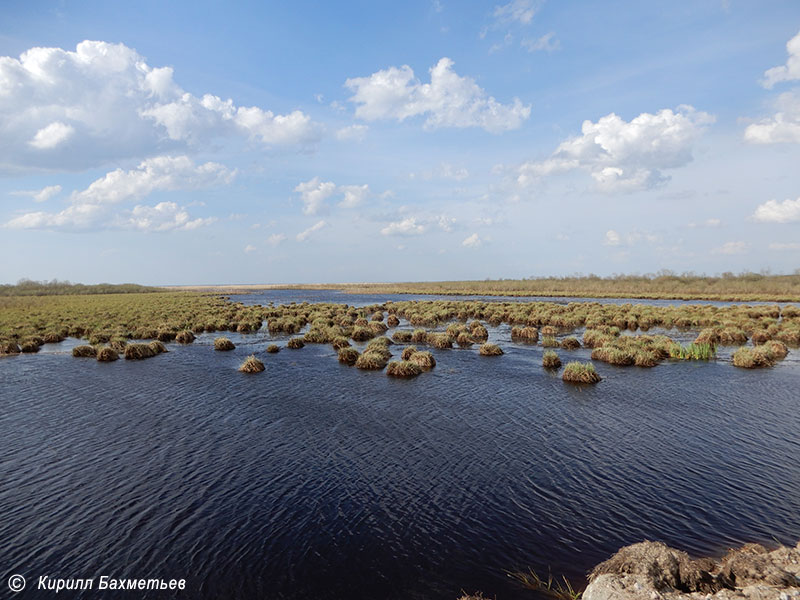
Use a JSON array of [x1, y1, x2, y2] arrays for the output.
[[761, 29, 800, 89], [335, 124, 368, 142], [345, 57, 530, 133], [0, 40, 321, 172], [713, 241, 749, 255], [521, 32, 560, 53], [751, 197, 800, 223], [11, 185, 62, 202], [267, 233, 287, 247], [744, 91, 800, 144], [517, 105, 714, 192], [116, 201, 216, 232], [462, 233, 482, 247], [381, 217, 426, 236], [294, 177, 375, 213], [493, 0, 542, 26], [604, 230, 621, 246], [769, 242, 800, 250]]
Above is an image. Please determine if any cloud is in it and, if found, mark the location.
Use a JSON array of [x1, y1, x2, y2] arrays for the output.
[[295, 177, 337, 215], [604, 230, 621, 246], [712, 241, 749, 255], [29, 122, 75, 149], [462, 233, 482, 247], [244, 244, 257, 253], [744, 90, 800, 144], [381, 217, 426, 236], [517, 105, 714, 192], [11, 184, 62, 202], [267, 233, 286, 246], [761, 29, 800, 89], [751, 197, 800, 223], [294, 177, 375, 213], [335, 124, 368, 142], [296, 220, 326, 241], [5, 155, 230, 231], [521, 32, 560, 53], [0, 40, 321, 172], [493, 0, 542, 26], [345, 57, 530, 133], [412, 162, 469, 181], [687, 218, 721, 228], [769, 242, 800, 250]]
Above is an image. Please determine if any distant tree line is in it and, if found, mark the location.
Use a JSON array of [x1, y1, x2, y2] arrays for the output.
[[0, 279, 160, 296]]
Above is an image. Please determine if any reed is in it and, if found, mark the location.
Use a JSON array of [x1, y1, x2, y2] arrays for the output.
[[669, 343, 716, 361]]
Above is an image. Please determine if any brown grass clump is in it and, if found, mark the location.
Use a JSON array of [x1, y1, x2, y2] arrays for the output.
[[542, 350, 561, 369], [351, 326, 375, 342], [469, 322, 489, 340], [511, 326, 539, 342], [750, 330, 771, 345], [96, 346, 119, 362], [718, 327, 748, 345], [479, 343, 503, 356], [633, 349, 659, 368], [591, 346, 635, 366], [541, 325, 558, 336], [427, 333, 453, 349], [239, 355, 265, 373], [214, 337, 236, 351], [43, 332, 64, 343], [148, 340, 167, 354], [124, 343, 156, 360], [368, 321, 388, 334], [20, 340, 40, 353], [1, 341, 21, 354], [266, 344, 280, 353], [364, 338, 392, 360], [583, 329, 613, 349], [72, 345, 97, 358], [401, 345, 418, 360], [456, 332, 474, 347], [387, 314, 400, 327], [355, 351, 388, 370], [541, 336, 559, 348], [560, 336, 580, 350], [776, 326, 800, 346], [411, 328, 428, 343], [392, 330, 413, 343], [330, 336, 351, 350], [765, 339, 789, 358], [371, 311, 384, 322], [338, 347, 359, 365], [732, 347, 775, 368], [287, 337, 305, 349], [386, 360, 422, 378], [562, 361, 601, 383], [408, 350, 436, 370], [109, 337, 128, 353], [156, 330, 177, 342], [176, 330, 195, 344]]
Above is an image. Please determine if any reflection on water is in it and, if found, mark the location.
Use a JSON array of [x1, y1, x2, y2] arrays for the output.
[[1, 292, 799, 599]]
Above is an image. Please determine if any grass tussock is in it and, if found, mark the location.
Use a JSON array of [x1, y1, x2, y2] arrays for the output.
[[266, 344, 280, 353], [239, 355, 265, 373], [541, 336, 559, 348], [175, 330, 195, 344], [1, 341, 21, 354], [511, 326, 539, 342], [96, 346, 119, 362], [72, 345, 97, 358], [387, 314, 400, 327], [214, 337, 235, 351], [408, 350, 436, 370], [330, 336, 351, 350], [401, 345, 418, 360], [560, 337, 580, 350], [355, 351, 388, 370], [287, 337, 305, 349], [427, 333, 453, 349], [43, 332, 64, 343], [669, 342, 716, 361], [562, 361, 601, 384], [542, 350, 561, 369], [338, 347, 360, 365], [411, 328, 429, 343], [392, 330, 413, 343], [124, 343, 157, 360], [732, 341, 788, 368], [386, 360, 422, 378], [20, 340, 41, 353], [148, 340, 167, 354], [479, 343, 503, 356], [351, 326, 375, 342]]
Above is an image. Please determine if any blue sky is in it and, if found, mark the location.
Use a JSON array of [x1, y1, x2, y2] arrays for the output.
[[1, 0, 799, 285]]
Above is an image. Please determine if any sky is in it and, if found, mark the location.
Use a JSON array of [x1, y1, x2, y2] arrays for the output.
[[1, 0, 800, 285]]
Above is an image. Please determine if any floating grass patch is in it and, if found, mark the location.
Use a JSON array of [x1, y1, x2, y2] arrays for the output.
[[408, 350, 436, 370], [330, 336, 350, 350], [214, 337, 235, 351], [239, 355, 265, 373], [72, 345, 97, 358], [96, 347, 119, 362], [427, 333, 453, 349], [562, 361, 601, 384], [560, 337, 580, 350], [411, 328, 428, 343], [368, 321, 388, 334], [511, 326, 539, 342], [766, 339, 789, 358], [338, 347, 359, 365], [456, 332, 474, 347], [750, 330, 771, 345], [479, 343, 503, 356], [470, 322, 489, 341], [386, 360, 422, 378], [386, 314, 400, 327], [591, 347, 634, 366], [175, 330, 195, 344], [351, 326, 375, 342], [401, 345, 418, 360], [355, 351, 388, 370], [287, 337, 305, 349], [543, 350, 561, 369], [392, 330, 413, 343], [732, 346, 774, 368], [266, 344, 280, 353]]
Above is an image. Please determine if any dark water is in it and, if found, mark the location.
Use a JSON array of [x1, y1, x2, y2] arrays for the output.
[[2, 292, 800, 599]]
